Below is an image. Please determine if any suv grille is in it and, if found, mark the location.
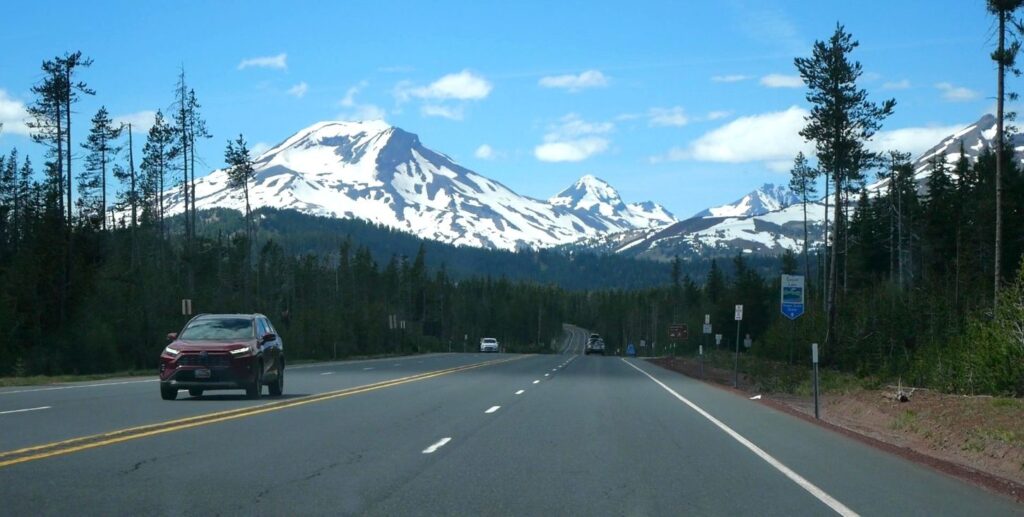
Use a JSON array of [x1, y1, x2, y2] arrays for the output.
[[177, 354, 231, 368]]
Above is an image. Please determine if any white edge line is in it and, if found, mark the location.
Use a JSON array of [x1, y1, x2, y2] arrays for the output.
[[515, 390, 525, 395], [0, 406, 51, 415], [0, 379, 157, 395], [485, 405, 501, 414], [620, 358, 859, 517], [422, 437, 452, 454], [320, 372, 334, 376]]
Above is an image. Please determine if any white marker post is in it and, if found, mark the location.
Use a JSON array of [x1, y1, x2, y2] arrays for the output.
[[733, 305, 743, 388], [699, 344, 704, 378], [812, 343, 820, 420]]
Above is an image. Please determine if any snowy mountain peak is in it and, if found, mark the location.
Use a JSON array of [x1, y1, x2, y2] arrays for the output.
[[159, 122, 675, 251], [550, 174, 625, 211], [694, 183, 799, 219], [549, 175, 675, 229]]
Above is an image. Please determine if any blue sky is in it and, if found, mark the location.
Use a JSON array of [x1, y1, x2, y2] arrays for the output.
[[0, 0, 1002, 217]]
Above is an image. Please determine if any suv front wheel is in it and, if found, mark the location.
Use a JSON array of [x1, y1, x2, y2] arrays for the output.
[[268, 362, 284, 396], [160, 384, 178, 400], [246, 362, 263, 399]]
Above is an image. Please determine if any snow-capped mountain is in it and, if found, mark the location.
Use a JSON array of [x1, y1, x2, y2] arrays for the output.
[[870, 114, 1024, 193], [693, 183, 800, 218], [163, 121, 673, 251], [548, 175, 676, 231]]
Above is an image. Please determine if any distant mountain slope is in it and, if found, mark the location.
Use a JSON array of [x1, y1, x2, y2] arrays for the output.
[[163, 121, 674, 251], [693, 183, 800, 218]]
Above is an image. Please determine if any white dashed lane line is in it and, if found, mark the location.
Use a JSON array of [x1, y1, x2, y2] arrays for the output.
[[422, 437, 452, 454], [362, 367, 374, 371], [485, 406, 501, 414], [515, 390, 525, 395], [0, 406, 51, 415], [533, 380, 540, 384], [320, 372, 334, 376]]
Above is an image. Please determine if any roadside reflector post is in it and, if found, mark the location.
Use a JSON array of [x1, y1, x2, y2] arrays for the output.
[[699, 345, 704, 378], [812, 342, 820, 419], [733, 305, 743, 388]]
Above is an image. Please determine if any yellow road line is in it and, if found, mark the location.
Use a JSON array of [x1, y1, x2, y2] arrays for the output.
[[0, 355, 525, 469]]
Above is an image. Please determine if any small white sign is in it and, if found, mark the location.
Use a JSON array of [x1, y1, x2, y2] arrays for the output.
[[181, 299, 192, 316], [699, 345, 703, 355], [735, 305, 744, 321], [704, 314, 710, 325], [715, 334, 722, 345], [702, 323, 712, 334], [812, 343, 819, 364]]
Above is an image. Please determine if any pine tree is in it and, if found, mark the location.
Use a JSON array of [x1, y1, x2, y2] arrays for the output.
[[988, 0, 1024, 307], [224, 134, 256, 245], [794, 24, 895, 348], [788, 151, 817, 282], [139, 110, 177, 237], [80, 106, 122, 229], [113, 124, 140, 228]]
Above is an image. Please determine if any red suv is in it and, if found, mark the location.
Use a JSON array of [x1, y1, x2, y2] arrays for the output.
[[159, 314, 284, 400]]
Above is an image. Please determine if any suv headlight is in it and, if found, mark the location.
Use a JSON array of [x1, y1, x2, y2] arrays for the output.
[[230, 346, 252, 355], [164, 346, 180, 356]]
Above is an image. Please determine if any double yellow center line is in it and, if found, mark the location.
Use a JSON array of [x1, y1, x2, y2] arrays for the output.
[[0, 355, 525, 469]]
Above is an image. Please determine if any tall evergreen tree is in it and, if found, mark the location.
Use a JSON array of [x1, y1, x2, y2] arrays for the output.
[[224, 134, 256, 244], [80, 106, 122, 229], [794, 24, 895, 348], [140, 110, 177, 237], [988, 0, 1024, 307], [788, 151, 817, 282]]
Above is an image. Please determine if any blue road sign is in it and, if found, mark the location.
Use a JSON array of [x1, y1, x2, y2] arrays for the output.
[[781, 274, 805, 320]]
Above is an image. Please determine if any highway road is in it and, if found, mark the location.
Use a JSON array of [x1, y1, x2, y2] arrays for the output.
[[0, 325, 1019, 516]]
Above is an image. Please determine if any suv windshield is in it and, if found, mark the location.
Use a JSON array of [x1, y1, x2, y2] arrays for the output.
[[179, 318, 254, 340]]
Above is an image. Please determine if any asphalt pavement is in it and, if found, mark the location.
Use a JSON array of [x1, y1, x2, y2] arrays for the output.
[[0, 326, 1019, 516]]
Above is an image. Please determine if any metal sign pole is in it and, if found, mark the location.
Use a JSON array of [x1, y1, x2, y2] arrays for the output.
[[699, 345, 704, 378]]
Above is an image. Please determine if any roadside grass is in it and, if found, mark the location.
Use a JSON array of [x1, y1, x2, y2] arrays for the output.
[[890, 409, 920, 432]]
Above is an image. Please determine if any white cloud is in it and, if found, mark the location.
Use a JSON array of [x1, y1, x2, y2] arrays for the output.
[[287, 82, 308, 98], [396, 70, 492, 101], [712, 74, 750, 83], [868, 124, 965, 157], [538, 69, 608, 92], [535, 139, 609, 162], [882, 79, 911, 90], [250, 142, 272, 158], [648, 106, 689, 127], [340, 81, 367, 107], [706, 110, 732, 121], [534, 113, 613, 162], [0, 90, 30, 136], [663, 106, 811, 164], [337, 81, 386, 121], [113, 110, 157, 134], [475, 144, 495, 159], [421, 104, 464, 120], [936, 82, 979, 102], [237, 53, 288, 70], [338, 104, 387, 122], [760, 74, 803, 88]]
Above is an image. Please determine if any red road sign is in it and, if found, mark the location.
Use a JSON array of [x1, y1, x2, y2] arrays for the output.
[[669, 324, 688, 340]]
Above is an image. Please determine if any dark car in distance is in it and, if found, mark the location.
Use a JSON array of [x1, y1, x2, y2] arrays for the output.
[[159, 314, 284, 400]]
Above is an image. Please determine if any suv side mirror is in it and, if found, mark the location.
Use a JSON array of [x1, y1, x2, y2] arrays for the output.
[[262, 332, 276, 343], [167, 332, 178, 342]]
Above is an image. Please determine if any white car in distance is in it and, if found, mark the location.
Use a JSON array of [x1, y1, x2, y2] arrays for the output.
[[480, 337, 499, 353]]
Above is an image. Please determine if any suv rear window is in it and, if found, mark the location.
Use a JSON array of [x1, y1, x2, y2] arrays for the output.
[[180, 318, 255, 340]]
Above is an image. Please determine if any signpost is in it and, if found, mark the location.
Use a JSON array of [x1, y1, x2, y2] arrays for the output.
[[699, 344, 704, 377], [181, 299, 192, 316], [780, 275, 806, 320], [733, 305, 743, 388], [812, 343, 820, 419], [781, 275, 805, 364]]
